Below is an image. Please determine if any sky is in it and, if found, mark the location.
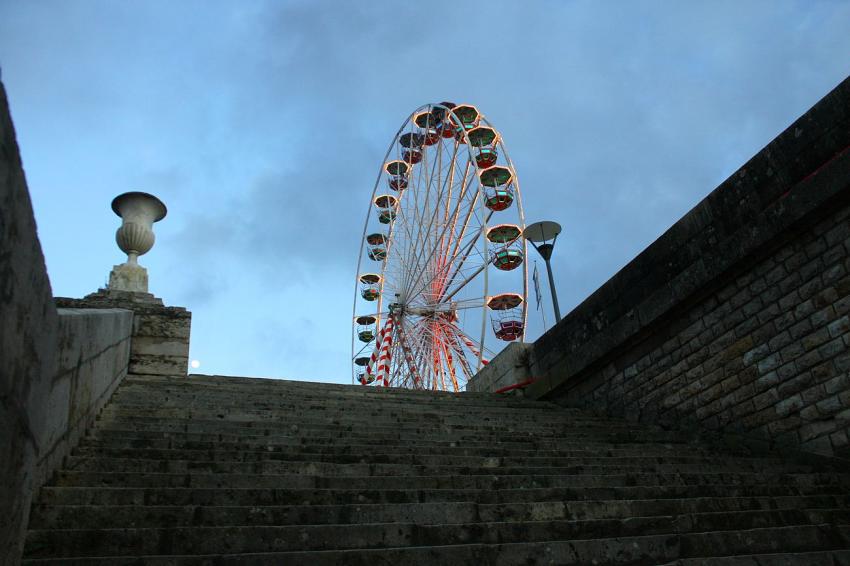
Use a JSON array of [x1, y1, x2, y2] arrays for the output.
[[1, 1, 849, 383]]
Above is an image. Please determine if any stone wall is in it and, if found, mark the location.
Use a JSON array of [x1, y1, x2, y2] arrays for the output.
[[39, 309, 132, 487], [0, 80, 135, 565], [466, 343, 532, 393], [56, 293, 191, 376], [0, 77, 60, 566], [473, 75, 850, 460]]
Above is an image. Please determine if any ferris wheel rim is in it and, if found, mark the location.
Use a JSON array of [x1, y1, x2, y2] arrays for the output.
[[352, 103, 528, 389]]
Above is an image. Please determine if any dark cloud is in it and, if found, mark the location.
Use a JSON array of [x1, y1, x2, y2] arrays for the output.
[[1, 0, 849, 380]]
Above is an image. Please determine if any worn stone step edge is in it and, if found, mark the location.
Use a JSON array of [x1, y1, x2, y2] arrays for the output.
[[84, 432, 688, 451], [19, 548, 850, 566], [75, 438, 716, 460], [51, 470, 850, 490], [103, 394, 592, 414], [38, 483, 850, 507], [63, 455, 808, 477], [95, 414, 656, 436], [88, 424, 682, 444], [27, 495, 850, 529], [71, 447, 782, 468], [80, 428, 746, 455], [20, 531, 850, 566], [23, 513, 850, 558], [659, 549, 850, 565], [97, 407, 623, 428], [119, 376, 553, 405]]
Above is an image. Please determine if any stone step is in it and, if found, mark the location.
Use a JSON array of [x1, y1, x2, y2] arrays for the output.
[[660, 550, 850, 565], [107, 394, 567, 418], [20, 527, 850, 565], [108, 387, 572, 409], [23, 509, 850, 558], [89, 422, 684, 445], [77, 436, 718, 459], [119, 376, 555, 406], [96, 412, 654, 436], [28, 494, 850, 529], [64, 450, 810, 474], [70, 445, 786, 469], [63, 455, 812, 478], [85, 427, 692, 450], [53, 469, 850, 490], [97, 405, 622, 428], [38, 483, 850, 508], [25, 525, 850, 566]]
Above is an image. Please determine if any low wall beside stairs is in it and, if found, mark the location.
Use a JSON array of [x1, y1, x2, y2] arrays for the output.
[[472, 75, 850, 460]]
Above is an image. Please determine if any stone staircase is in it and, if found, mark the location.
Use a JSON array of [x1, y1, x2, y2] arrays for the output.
[[22, 373, 850, 564]]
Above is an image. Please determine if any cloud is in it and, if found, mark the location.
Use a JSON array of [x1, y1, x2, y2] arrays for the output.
[[2, 0, 849, 380]]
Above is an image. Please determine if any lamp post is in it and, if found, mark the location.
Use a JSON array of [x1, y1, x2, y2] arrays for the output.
[[524, 220, 562, 323]]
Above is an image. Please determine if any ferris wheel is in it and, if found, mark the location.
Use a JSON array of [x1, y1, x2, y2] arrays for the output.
[[352, 102, 527, 391]]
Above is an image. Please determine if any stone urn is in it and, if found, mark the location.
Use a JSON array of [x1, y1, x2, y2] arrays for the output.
[[107, 191, 167, 293]]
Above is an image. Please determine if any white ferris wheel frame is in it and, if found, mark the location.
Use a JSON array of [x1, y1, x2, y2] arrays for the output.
[[351, 103, 528, 390]]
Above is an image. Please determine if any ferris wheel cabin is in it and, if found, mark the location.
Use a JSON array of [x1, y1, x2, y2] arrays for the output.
[[355, 315, 377, 343], [481, 165, 515, 212], [487, 224, 524, 271], [400, 132, 424, 164], [488, 293, 525, 341], [359, 273, 381, 301], [468, 126, 499, 169], [385, 160, 409, 191], [374, 194, 398, 224], [451, 105, 480, 139]]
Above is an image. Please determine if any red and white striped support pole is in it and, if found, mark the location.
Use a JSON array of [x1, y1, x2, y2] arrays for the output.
[[363, 319, 389, 385], [375, 315, 395, 386]]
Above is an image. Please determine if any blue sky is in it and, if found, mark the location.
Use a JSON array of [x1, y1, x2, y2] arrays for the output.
[[1, 1, 849, 383]]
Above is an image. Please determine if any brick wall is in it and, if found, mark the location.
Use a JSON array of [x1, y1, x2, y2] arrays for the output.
[[562, 199, 850, 457], [484, 75, 850, 460]]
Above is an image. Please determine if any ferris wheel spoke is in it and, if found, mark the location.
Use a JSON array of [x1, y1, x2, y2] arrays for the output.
[[437, 209, 494, 302], [446, 297, 487, 310], [438, 321, 476, 385], [443, 318, 497, 360], [396, 137, 470, 301], [406, 224, 486, 306], [402, 150, 464, 301], [396, 317, 422, 388]]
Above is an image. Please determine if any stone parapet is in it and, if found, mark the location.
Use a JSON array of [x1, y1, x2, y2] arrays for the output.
[[37, 308, 133, 490], [56, 291, 191, 377], [467, 343, 532, 393]]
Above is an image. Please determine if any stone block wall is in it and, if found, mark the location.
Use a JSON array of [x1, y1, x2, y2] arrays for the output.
[[0, 79, 137, 565], [0, 77, 59, 566], [130, 306, 191, 375], [467, 343, 532, 393], [38, 309, 133, 488], [473, 75, 850, 460], [554, 197, 850, 457], [56, 293, 191, 377]]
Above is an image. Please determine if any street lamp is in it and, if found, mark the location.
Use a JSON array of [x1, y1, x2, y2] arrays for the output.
[[524, 220, 562, 323]]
